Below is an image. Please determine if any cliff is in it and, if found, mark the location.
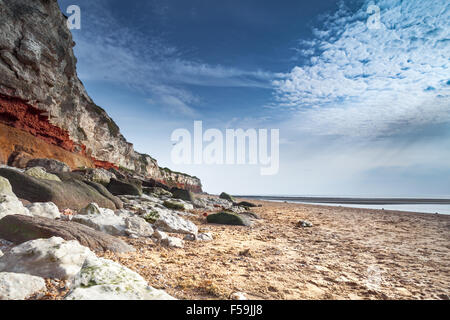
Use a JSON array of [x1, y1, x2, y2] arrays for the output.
[[0, 0, 202, 192]]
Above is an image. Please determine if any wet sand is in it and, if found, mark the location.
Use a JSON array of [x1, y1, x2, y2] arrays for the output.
[[100, 199, 450, 300]]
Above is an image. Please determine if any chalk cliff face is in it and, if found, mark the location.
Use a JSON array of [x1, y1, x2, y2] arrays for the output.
[[0, 0, 202, 192]]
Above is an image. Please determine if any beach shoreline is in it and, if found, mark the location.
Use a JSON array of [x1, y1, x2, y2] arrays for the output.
[[99, 198, 450, 300]]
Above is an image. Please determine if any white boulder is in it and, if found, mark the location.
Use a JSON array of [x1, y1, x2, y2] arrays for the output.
[[0, 237, 96, 280], [197, 233, 214, 241], [153, 230, 184, 248], [161, 236, 184, 249], [0, 176, 31, 219], [124, 216, 154, 238], [25, 202, 61, 219], [153, 209, 198, 235], [0, 177, 14, 197], [0, 272, 46, 300], [0, 194, 31, 219], [72, 209, 127, 236], [65, 256, 175, 300]]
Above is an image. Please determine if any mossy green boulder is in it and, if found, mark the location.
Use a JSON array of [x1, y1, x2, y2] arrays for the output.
[[163, 201, 185, 211], [143, 210, 160, 224], [219, 192, 234, 202], [206, 211, 250, 226], [170, 187, 195, 202]]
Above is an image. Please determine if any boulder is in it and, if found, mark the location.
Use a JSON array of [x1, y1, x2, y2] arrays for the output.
[[297, 220, 313, 228], [81, 180, 123, 210], [79, 203, 101, 215], [239, 212, 260, 220], [72, 168, 117, 185], [0, 168, 117, 210], [170, 187, 195, 202], [152, 229, 183, 248], [24, 167, 61, 182], [7, 151, 33, 169], [0, 272, 46, 300], [0, 195, 31, 219], [161, 236, 184, 249], [152, 229, 168, 241], [142, 178, 170, 191], [124, 216, 154, 238], [107, 179, 142, 196], [145, 187, 172, 197], [163, 201, 185, 211], [219, 192, 234, 202], [25, 202, 61, 219], [153, 210, 198, 235], [235, 201, 258, 208], [26, 158, 70, 173], [0, 176, 14, 197], [0, 178, 31, 219], [197, 232, 214, 241], [65, 256, 175, 300], [207, 211, 251, 226], [0, 215, 134, 253], [72, 209, 127, 237], [0, 237, 96, 280], [56, 173, 124, 209]]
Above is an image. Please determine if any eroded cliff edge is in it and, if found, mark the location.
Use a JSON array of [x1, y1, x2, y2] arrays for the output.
[[0, 0, 202, 192]]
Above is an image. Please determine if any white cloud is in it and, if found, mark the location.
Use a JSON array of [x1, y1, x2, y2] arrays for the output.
[[274, 0, 450, 137], [145, 85, 199, 116]]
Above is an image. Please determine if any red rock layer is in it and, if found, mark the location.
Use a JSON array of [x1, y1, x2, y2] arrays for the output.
[[0, 123, 94, 169], [0, 94, 117, 171], [0, 94, 198, 191], [0, 94, 75, 152]]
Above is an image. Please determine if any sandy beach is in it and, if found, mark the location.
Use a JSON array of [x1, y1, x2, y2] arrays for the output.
[[91, 198, 450, 300]]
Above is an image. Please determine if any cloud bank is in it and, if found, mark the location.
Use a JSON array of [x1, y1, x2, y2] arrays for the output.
[[274, 0, 450, 137]]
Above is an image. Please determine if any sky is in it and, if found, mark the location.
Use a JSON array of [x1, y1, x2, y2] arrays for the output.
[[57, 0, 450, 197]]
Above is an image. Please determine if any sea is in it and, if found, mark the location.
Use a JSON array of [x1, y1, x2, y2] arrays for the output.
[[238, 195, 450, 215]]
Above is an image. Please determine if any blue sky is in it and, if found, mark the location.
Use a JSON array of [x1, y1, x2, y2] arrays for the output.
[[57, 0, 450, 196]]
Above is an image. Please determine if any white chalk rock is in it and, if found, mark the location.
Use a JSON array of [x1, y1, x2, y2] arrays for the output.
[[26, 202, 61, 219], [0, 237, 96, 280], [153, 209, 198, 235], [161, 236, 184, 249], [72, 209, 126, 236], [65, 256, 175, 300], [152, 229, 168, 241], [197, 233, 214, 241], [0, 177, 31, 219], [0, 272, 46, 300], [0, 177, 14, 197], [124, 216, 154, 238], [0, 195, 31, 219]]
